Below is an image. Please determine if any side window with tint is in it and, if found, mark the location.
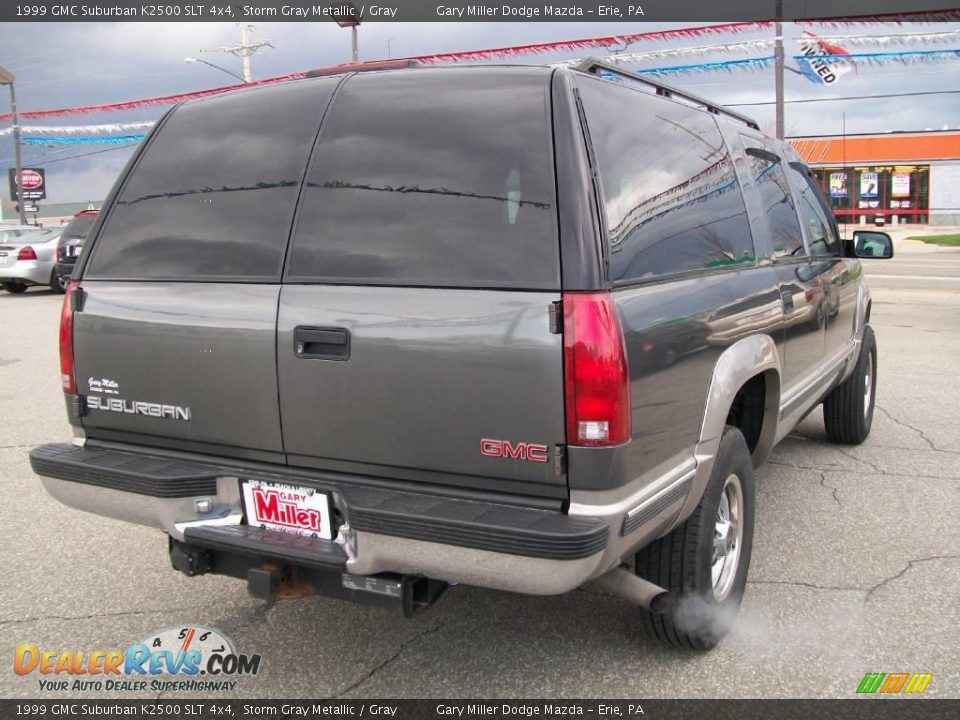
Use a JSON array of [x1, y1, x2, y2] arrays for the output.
[[786, 162, 841, 257], [87, 79, 338, 281], [576, 76, 755, 284], [744, 146, 805, 260]]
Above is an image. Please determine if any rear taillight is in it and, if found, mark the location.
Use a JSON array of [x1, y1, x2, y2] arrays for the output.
[[563, 292, 631, 447], [59, 281, 80, 394], [17, 246, 37, 261]]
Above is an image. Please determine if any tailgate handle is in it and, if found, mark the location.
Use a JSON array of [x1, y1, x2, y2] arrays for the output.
[[294, 327, 350, 361]]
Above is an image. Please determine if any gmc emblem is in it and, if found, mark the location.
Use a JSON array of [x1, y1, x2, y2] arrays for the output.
[[481, 438, 549, 463]]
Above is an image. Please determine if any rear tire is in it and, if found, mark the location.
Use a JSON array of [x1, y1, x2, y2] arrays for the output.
[[823, 325, 876, 445], [2, 282, 27, 294], [51, 269, 68, 294], [635, 426, 755, 650]]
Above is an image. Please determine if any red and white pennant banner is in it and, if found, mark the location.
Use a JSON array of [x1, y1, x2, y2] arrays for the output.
[[410, 21, 772, 64]]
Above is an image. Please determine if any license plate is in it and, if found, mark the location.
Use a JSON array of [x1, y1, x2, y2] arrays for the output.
[[241, 479, 333, 539], [68, 246, 83, 257]]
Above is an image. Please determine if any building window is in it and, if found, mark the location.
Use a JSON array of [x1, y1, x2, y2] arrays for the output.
[[811, 165, 929, 225]]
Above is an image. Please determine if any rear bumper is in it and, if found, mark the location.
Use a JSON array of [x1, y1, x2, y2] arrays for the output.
[[31, 442, 610, 595], [0, 259, 54, 285]]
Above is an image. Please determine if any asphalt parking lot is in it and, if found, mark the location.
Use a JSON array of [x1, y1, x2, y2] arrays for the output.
[[1, 240, 958, 700]]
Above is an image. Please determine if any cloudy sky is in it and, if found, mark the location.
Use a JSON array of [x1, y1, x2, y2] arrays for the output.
[[1, 20, 959, 205]]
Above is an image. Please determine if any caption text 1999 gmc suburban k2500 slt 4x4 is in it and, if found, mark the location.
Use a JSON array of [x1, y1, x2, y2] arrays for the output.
[[30, 60, 893, 649]]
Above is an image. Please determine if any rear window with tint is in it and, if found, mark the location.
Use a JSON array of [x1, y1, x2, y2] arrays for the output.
[[63, 214, 97, 239], [286, 68, 559, 289], [86, 79, 337, 281]]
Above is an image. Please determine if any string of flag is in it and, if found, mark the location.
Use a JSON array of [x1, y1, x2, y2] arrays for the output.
[[0, 121, 155, 137], [21, 134, 147, 145], [552, 39, 775, 66], [810, 29, 960, 47], [409, 21, 772, 64], [3, 13, 960, 127], [0, 71, 306, 123], [794, 48, 960, 68]]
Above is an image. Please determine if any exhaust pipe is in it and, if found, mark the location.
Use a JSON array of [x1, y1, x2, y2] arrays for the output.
[[590, 567, 671, 614]]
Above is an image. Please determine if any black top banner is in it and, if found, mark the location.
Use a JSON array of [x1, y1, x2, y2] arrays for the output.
[[3, 0, 960, 23]]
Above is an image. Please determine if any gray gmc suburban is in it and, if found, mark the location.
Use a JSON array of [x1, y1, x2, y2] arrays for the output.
[[31, 60, 892, 649]]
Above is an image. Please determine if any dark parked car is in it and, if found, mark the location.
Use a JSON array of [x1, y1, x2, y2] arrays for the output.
[[54, 209, 99, 292], [30, 60, 891, 649]]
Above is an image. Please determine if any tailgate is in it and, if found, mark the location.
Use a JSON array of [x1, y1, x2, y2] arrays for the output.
[[278, 287, 566, 493]]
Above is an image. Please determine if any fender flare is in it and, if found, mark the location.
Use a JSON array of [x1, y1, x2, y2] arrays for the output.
[[676, 334, 781, 523]]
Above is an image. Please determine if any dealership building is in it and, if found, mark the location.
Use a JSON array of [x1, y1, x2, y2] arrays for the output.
[[789, 130, 960, 226]]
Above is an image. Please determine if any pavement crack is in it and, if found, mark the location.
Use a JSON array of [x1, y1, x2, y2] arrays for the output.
[[766, 459, 950, 481], [752, 555, 960, 601], [832, 447, 886, 475], [865, 555, 960, 602], [818, 472, 841, 506], [748, 579, 862, 593], [875, 405, 959, 455], [215, 600, 272, 637], [331, 620, 449, 699], [0, 604, 212, 629]]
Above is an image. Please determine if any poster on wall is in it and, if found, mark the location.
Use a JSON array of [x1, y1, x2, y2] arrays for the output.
[[893, 171, 911, 197], [860, 171, 879, 199], [829, 172, 848, 198]]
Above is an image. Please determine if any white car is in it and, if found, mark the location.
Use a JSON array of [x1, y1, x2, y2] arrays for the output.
[[0, 225, 64, 294]]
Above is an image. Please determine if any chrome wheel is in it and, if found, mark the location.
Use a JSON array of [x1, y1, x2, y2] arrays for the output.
[[863, 356, 873, 420], [712, 473, 744, 601]]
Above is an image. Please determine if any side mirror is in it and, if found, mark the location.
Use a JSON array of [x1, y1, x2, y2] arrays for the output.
[[850, 231, 893, 259]]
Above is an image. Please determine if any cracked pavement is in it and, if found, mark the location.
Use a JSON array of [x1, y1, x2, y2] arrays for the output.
[[1, 252, 958, 699]]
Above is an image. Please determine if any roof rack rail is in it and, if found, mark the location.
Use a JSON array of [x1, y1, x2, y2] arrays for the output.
[[574, 58, 760, 131]]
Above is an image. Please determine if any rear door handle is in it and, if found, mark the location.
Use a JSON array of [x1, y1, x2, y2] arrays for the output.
[[294, 326, 350, 360]]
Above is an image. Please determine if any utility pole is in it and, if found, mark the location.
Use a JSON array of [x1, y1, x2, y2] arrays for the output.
[[332, 3, 362, 64], [202, 23, 274, 83], [239, 22, 253, 82], [0, 66, 25, 225], [775, 0, 785, 140]]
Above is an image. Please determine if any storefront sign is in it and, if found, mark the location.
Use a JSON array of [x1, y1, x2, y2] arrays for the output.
[[829, 172, 848, 198], [860, 171, 879, 199], [892, 171, 911, 197]]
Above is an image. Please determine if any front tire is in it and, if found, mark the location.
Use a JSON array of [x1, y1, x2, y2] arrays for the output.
[[823, 325, 876, 445], [635, 426, 755, 650]]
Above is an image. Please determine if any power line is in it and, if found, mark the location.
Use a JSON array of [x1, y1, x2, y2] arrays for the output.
[[727, 89, 960, 106], [0, 142, 138, 166]]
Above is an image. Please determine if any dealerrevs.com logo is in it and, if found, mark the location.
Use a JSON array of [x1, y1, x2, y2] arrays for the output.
[[14, 626, 261, 693]]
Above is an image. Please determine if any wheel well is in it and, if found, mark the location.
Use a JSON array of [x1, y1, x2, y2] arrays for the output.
[[725, 374, 767, 455], [865, 299, 872, 324]]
